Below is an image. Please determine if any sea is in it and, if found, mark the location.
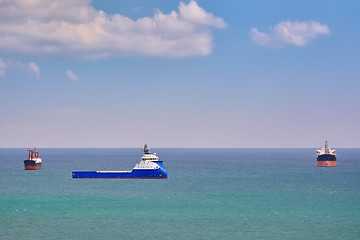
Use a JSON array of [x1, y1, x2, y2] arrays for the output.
[[1, 148, 359, 240]]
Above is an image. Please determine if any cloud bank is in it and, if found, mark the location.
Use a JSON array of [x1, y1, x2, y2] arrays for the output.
[[251, 20, 330, 48], [0, 0, 226, 58]]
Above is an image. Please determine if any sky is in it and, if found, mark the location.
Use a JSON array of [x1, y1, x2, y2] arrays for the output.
[[1, 0, 359, 148]]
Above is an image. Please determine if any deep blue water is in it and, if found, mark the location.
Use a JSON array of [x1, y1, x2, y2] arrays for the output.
[[1, 148, 359, 239]]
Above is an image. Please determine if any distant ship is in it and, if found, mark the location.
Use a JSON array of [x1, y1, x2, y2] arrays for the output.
[[316, 140, 337, 167], [24, 148, 42, 170], [72, 144, 168, 179]]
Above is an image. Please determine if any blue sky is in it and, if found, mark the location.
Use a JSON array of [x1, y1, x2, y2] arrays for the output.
[[1, 0, 359, 148]]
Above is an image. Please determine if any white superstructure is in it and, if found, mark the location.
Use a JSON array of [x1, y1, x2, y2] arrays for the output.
[[133, 144, 161, 170], [316, 140, 336, 157], [32, 157, 42, 164]]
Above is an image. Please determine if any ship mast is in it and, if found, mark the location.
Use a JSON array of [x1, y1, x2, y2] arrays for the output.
[[325, 140, 329, 154], [28, 148, 39, 160], [143, 144, 150, 154]]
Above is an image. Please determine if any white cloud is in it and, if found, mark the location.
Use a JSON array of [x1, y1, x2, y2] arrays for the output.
[[66, 70, 79, 81], [250, 20, 330, 48], [0, 0, 226, 58], [178, 1, 226, 28], [0, 58, 40, 78], [28, 62, 40, 79]]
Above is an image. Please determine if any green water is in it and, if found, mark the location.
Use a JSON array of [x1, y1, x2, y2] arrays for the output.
[[1, 148, 359, 239]]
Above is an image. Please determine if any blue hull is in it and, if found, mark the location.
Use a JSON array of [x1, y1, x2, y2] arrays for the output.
[[72, 162, 167, 179]]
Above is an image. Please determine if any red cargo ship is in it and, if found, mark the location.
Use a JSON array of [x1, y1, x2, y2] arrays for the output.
[[24, 148, 42, 170], [316, 140, 336, 167]]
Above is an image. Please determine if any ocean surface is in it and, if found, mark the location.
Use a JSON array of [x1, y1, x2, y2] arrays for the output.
[[1, 148, 359, 240]]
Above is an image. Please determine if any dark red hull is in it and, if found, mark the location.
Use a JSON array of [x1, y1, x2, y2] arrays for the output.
[[24, 160, 42, 170]]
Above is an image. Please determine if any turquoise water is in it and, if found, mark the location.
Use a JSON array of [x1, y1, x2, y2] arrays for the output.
[[1, 148, 359, 239]]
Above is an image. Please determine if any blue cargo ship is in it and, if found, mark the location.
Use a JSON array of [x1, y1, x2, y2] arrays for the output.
[[72, 145, 167, 179]]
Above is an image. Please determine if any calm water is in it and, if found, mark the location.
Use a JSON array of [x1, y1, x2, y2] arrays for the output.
[[1, 148, 359, 240]]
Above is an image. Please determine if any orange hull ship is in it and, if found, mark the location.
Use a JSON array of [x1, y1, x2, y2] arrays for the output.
[[316, 140, 336, 167], [24, 148, 42, 170]]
